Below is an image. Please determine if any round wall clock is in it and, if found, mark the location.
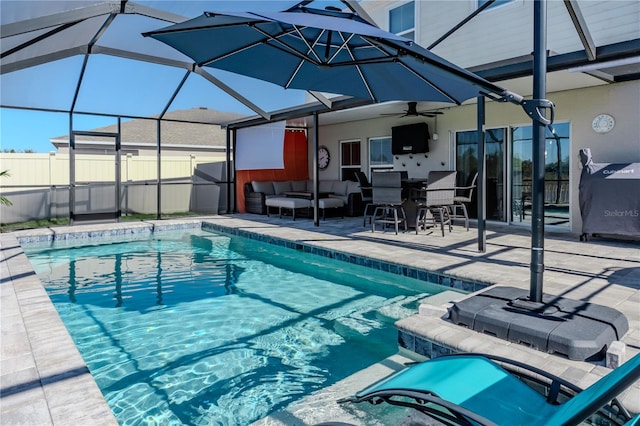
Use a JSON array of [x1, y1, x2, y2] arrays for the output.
[[592, 114, 615, 133], [318, 146, 330, 169]]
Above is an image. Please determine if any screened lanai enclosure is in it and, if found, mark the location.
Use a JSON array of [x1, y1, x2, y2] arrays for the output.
[[0, 0, 515, 227], [1, 0, 367, 224], [3, 0, 638, 234]]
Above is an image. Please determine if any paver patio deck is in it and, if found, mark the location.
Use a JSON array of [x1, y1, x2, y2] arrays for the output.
[[1, 214, 638, 425]]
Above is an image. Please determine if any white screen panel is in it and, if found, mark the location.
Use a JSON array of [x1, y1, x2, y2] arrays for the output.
[[236, 121, 286, 170]]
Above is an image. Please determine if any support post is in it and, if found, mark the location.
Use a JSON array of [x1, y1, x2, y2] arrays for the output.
[[156, 120, 161, 220], [69, 113, 75, 225], [232, 128, 237, 213], [477, 95, 486, 252], [313, 113, 320, 226], [226, 127, 234, 213], [530, 0, 547, 302], [115, 118, 121, 222]]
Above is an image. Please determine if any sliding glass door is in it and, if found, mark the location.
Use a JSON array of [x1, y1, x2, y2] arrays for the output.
[[456, 128, 506, 221], [456, 123, 570, 227], [511, 122, 570, 226]]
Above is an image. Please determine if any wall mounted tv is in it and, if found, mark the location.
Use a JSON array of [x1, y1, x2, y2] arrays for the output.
[[391, 122, 430, 155]]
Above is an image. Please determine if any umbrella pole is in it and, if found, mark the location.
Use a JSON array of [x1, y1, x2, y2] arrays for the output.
[[530, 0, 547, 302]]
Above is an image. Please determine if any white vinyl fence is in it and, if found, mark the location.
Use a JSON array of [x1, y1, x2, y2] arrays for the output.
[[0, 153, 233, 224]]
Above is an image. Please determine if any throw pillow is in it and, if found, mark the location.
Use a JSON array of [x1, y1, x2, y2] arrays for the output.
[[273, 180, 292, 195], [252, 181, 275, 195]]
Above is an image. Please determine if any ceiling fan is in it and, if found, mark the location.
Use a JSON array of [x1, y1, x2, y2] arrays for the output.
[[381, 102, 444, 118]]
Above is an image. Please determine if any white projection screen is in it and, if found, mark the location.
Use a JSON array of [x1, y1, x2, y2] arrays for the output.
[[235, 121, 286, 170]]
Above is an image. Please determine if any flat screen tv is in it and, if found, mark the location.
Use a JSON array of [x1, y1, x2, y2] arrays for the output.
[[392, 122, 430, 155]]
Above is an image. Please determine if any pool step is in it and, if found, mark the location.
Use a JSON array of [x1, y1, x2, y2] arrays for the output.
[[333, 294, 430, 336]]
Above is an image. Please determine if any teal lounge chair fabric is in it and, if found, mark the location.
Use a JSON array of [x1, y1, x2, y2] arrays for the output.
[[624, 414, 640, 426], [345, 352, 640, 426]]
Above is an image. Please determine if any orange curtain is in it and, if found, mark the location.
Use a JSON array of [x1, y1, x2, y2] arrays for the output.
[[236, 129, 308, 212]]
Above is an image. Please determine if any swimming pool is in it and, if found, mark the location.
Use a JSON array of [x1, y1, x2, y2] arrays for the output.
[[24, 228, 445, 425]]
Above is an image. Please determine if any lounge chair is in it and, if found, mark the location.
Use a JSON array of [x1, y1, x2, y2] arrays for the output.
[[339, 352, 640, 426]]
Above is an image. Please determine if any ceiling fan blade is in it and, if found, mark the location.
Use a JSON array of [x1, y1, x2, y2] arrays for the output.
[[379, 103, 445, 117]]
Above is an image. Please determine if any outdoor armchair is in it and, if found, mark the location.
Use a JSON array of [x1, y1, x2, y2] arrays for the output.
[[415, 171, 456, 237], [451, 171, 478, 231], [371, 171, 407, 235], [355, 171, 377, 226]]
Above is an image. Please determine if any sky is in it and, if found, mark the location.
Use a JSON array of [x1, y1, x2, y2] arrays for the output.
[[0, 0, 347, 153]]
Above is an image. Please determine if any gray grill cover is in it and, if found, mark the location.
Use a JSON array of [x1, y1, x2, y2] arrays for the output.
[[579, 148, 640, 236]]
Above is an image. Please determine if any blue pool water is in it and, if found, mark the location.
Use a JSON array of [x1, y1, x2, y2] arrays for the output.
[[24, 229, 443, 425]]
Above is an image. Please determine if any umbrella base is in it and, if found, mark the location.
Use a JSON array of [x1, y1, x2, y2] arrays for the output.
[[449, 286, 629, 361]]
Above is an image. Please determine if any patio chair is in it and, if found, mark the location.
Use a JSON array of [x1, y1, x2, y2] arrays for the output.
[[354, 171, 377, 226], [371, 171, 407, 234], [450, 171, 478, 231], [339, 352, 640, 426], [415, 171, 456, 237]]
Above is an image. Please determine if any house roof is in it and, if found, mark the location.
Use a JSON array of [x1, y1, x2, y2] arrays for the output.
[[50, 107, 245, 149]]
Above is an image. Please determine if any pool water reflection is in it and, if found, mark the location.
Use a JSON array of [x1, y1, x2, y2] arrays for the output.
[[24, 229, 443, 425]]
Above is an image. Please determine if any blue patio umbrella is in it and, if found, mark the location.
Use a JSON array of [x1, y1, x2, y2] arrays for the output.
[[143, 5, 508, 104], [144, 3, 514, 229]]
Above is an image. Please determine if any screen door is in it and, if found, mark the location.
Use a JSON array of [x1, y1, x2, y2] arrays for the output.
[[69, 131, 121, 224]]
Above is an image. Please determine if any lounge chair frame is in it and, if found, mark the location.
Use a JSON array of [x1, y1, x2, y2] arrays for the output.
[[340, 352, 638, 426]]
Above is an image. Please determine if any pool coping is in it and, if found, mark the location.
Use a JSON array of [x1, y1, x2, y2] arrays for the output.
[[201, 221, 489, 294], [1, 233, 117, 425], [11, 219, 490, 294]]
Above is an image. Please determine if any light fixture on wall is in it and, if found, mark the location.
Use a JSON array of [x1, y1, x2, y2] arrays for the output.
[[432, 115, 439, 141]]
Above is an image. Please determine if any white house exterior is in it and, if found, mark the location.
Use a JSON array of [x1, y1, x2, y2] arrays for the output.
[[310, 0, 639, 234]]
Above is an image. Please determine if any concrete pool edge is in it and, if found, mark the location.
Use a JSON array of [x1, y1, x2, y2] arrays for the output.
[[201, 220, 490, 294], [9, 218, 490, 295], [1, 232, 118, 426]]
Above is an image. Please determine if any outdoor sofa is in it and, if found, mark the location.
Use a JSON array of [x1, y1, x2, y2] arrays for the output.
[[244, 179, 364, 216]]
